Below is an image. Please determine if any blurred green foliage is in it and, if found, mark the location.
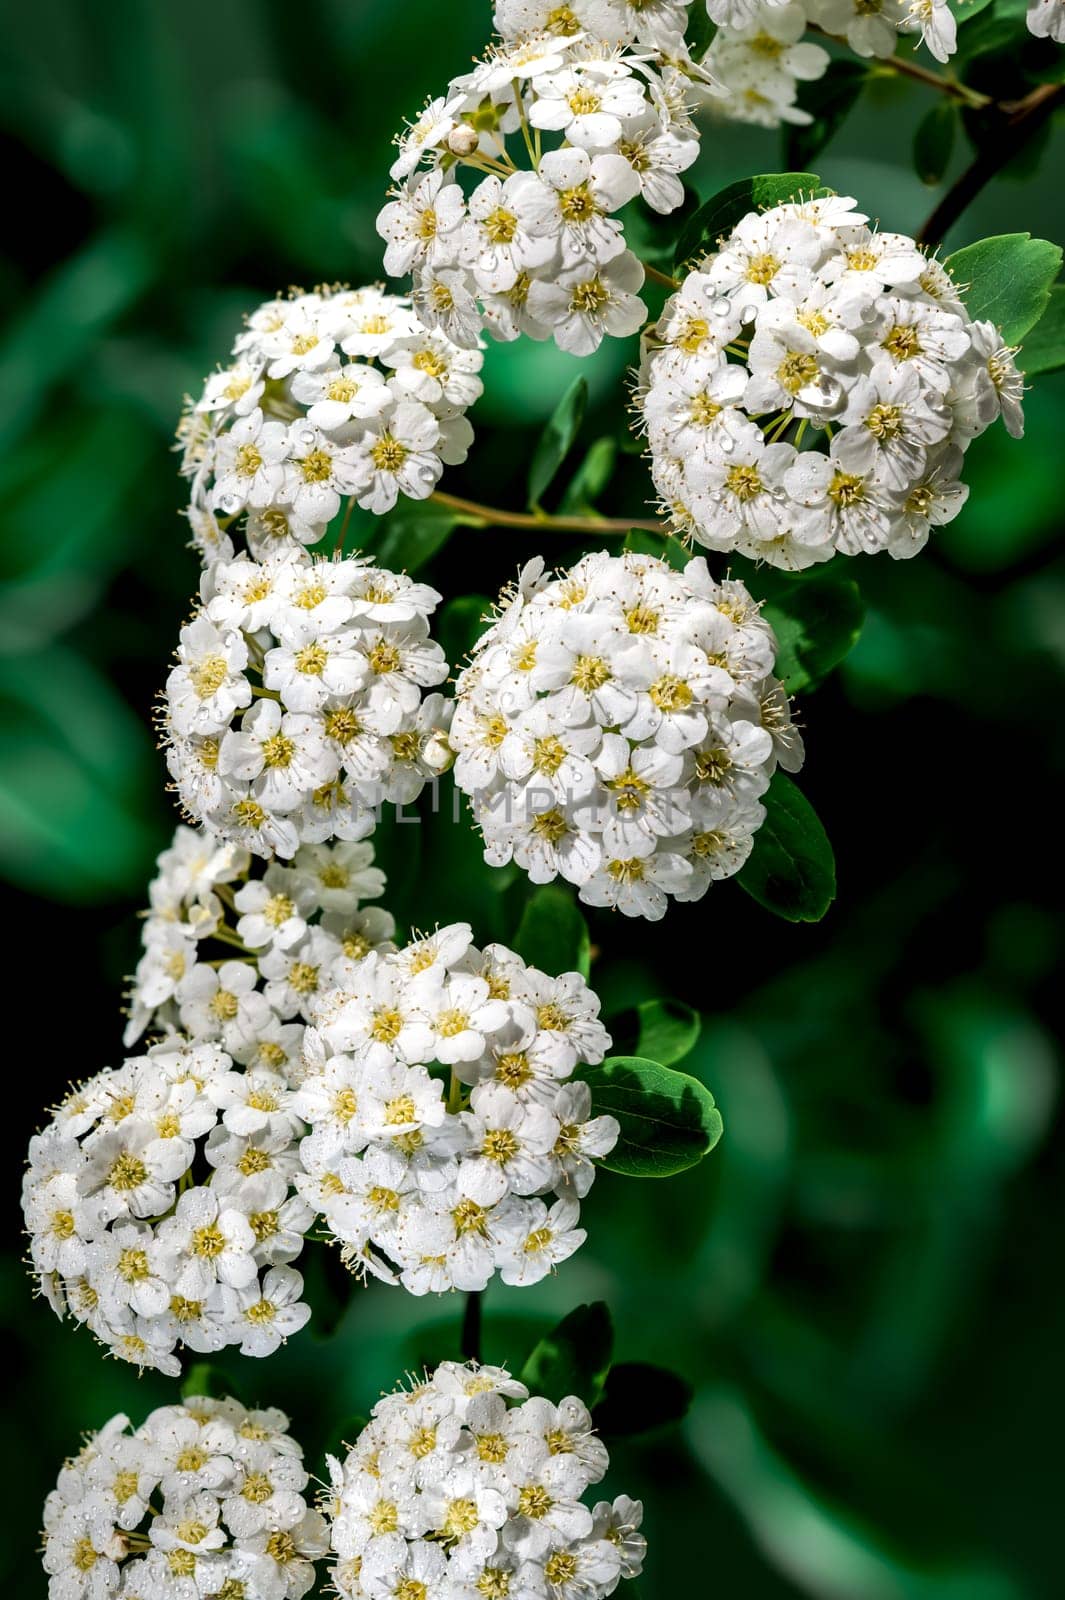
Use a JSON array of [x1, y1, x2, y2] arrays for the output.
[[2, 2, 1063, 1597]]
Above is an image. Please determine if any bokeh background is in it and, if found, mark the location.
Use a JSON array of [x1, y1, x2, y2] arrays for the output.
[[2, 1, 1063, 1595]]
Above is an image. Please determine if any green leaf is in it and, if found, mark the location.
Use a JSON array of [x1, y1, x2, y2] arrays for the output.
[[621, 187, 700, 269], [913, 101, 957, 186], [956, 0, 1029, 64], [520, 1303, 614, 1407], [527, 374, 588, 508], [358, 499, 484, 573], [946, 233, 1063, 343], [593, 1362, 694, 1436], [635, 998, 701, 1067], [787, 63, 870, 171], [1017, 282, 1065, 375], [557, 436, 617, 515], [674, 172, 823, 272], [737, 772, 836, 923], [686, 3, 716, 58], [514, 884, 591, 980], [181, 1364, 243, 1406], [439, 592, 491, 669], [622, 527, 690, 570], [759, 572, 866, 695], [583, 1056, 724, 1177]]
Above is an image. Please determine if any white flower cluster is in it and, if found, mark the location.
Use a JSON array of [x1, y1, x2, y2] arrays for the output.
[[451, 551, 801, 919], [704, 0, 830, 130], [640, 192, 1025, 569], [379, 20, 716, 357], [42, 1396, 326, 1600], [163, 550, 451, 857], [295, 922, 619, 1291], [125, 824, 396, 1063], [324, 1359, 645, 1600], [22, 1038, 315, 1375], [178, 284, 483, 566], [900, 0, 1065, 64]]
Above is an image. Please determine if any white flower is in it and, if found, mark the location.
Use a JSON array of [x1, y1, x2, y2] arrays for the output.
[[210, 408, 291, 514], [221, 1264, 311, 1356], [640, 194, 1021, 566], [377, 170, 466, 277], [527, 250, 646, 355], [349, 401, 443, 513]]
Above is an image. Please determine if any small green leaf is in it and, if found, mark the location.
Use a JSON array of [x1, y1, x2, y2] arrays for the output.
[[181, 1363, 243, 1405], [1018, 283, 1065, 375], [946, 233, 1063, 343], [674, 173, 823, 272], [737, 772, 836, 923], [913, 100, 957, 186], [686, 3, 716, 58], [528, 374, 588, 508], [583, 1056, 723, 1177], [558, 436, 617, 515], [514, 884, 591, 980], [439, 593, 491, 669], [787, 63, 870, 171], [635, 998, 701, 1067], [358, 499, 484, 573], [622, 527, 690, 570], [520, 1303, 614, 1407], [956, 0, 1029, 64], [593, 1362, 694, 1436], [759, 572, 865, 694]]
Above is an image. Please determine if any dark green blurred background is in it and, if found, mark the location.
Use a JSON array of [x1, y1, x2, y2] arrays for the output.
[[3, 2, 1063, 1594]]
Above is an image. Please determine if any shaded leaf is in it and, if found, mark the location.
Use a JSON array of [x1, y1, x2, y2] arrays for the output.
[[946, 233, 1063, 343], [584, 1056, 724, 1177], [914, 101, 957, 186], [528, 375, 588, 507], [787, 63, 870, 170], [358, 499, 484, 573], [1018, 282, 1065, 375], [558, 436, 617, 515], [635, 998, 701, 1067], [737, 773, 836, 923], [514, 884, 591, 980], [520, 1303, 614, 1407], [181, 1364, 244, 1406], [674, 173, 823, 272], [593, 1362, 694, 1436], [760, 573, 866, 694]]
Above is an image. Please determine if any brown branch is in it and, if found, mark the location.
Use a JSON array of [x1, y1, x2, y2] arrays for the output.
[[918, 82, 1065, 249]]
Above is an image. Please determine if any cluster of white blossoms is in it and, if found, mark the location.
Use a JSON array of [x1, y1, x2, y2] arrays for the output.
[[295, 922, 619, 1292], [639, 192, 1025, 569], [42, 1396, 326, 1600], [124, 824, 396, 1062], [22, 1037, 316, 1375], [163, 550, 451, 857], [177, 284, 483, 566], [451, 551, 801, 919], [378, 19, 717, 357], [324, 1359, 645, 1600]]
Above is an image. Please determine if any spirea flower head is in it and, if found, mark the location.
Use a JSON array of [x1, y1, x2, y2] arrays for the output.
[[41, 1395, 327, 1600], [124, 823, 396, 1068], [294, 922, 618, 1292], [323, 1358, 645, 1600], [178, 284, 482, 564], [377, 24, 718, 356], [450, 550, 802, 919], [162, 550, 451, 857], [638, 191, 1025, 568], [22, 1038, 316, 1374]]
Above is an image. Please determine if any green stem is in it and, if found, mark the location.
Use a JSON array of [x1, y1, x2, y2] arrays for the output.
[[430, 489, 663, 536], [642, 260, 680, 290]]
